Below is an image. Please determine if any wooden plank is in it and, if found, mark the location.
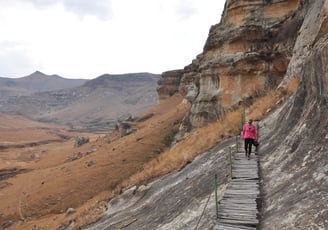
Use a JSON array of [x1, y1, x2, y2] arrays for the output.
[[219, 203, 257, 208], [219, 200, 257, 204], [223, 194, 259, 198], [224, 192, 259, 196], [219, 213, 258, 217], [232, 168, 258, 170], [218, 217, 258, 226], [224, 190, 259, 194], [231, 178, 259, 181], [217, 223, 257, 230], [229, 181, 259, 184], [226, 183, 258, 187], [233, 172, 258, 174], [233, 164, 258, 166], [227, 184, 260, 187], [232, 174, 258, 177], [223, 190, 259, 195], [218, 212, 258, 218], [220, 204, 258, 210], [218, 211, 258, 217], [218, 209, 257, 214], [232, 172, 258, 174], [219, 202, 257, 206], [225, 190, 258, 193], [220, 199, 257, 203], [218, 207, 257, 213], [227, 186, 259, 190], [226, 185, 259, 188], [218, 215, 258, 221], [219, 200, 257, 205]]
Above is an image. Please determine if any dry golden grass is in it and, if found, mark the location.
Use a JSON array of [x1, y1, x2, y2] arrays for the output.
[[247, 78, 299, 121], [123, 87, 298, 189], [0, 95, 189, 230], [278, 77, 299, 96], [123, 109, 241, 187], [247, 90, 279, 121]]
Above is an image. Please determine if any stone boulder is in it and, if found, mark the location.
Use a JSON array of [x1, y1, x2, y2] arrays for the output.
[[118, 113, 133, 122], [116, 121, 132, 137], [66, 152, 84, 161], [74, 136, 89, 147], [1, 220, 14, 229]]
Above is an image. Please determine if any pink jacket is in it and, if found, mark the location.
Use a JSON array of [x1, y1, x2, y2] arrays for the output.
[[242, 123, 257, 139]]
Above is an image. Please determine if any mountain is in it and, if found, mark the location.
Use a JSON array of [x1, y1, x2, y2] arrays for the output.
[[0, 72, 160, 128], [0, 71, 87, 94]]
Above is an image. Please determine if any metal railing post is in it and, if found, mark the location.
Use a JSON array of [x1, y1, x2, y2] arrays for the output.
[[229, 147, 232, 179], [241, 103, 246, 129], [214, 174, 219, 219]]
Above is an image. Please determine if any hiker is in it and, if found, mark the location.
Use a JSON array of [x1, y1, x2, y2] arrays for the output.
[[242, 119, 257, 159]]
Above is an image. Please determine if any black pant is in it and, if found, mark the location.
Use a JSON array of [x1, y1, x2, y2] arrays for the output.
[[244, 138, 254, 155]]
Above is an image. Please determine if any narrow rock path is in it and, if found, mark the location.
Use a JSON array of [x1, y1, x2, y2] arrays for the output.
[[216, 151, 260, 230]]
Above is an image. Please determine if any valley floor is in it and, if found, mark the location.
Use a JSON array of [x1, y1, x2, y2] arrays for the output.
[[0, 95, 190, 230]]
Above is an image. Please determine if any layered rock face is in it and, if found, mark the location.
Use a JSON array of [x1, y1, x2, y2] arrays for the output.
[[157, 69, 183, 102], [259, 0, 328, 228], [158, 0, 305, 128]]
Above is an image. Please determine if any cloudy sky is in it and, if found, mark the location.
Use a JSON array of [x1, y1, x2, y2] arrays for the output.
[[0, 0, 224, 79]]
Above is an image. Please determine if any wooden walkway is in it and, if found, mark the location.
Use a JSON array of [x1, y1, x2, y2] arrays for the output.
[[217, 151, 260, 230]]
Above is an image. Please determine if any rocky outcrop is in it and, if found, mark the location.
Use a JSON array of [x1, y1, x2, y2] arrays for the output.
[[74, 136, 89, 147], [157, 69, 184, 102], [158, 0, 306, 127]]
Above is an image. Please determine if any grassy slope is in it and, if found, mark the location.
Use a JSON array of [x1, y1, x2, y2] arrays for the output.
[[0, 84, 297, 229], [0, 95, 189, 229]]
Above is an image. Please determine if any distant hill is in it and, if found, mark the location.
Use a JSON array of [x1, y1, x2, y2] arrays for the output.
[[0, 72, 161, 129], [0, 71, 87, 94]]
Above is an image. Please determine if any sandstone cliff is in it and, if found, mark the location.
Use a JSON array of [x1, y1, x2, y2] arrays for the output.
[[158, 0, 305, 128]]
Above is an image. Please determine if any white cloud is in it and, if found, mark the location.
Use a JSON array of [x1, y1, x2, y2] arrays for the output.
[[0, 0, 113, 20], [0, 0, 224, 79], [175, 0, 199, 21]]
